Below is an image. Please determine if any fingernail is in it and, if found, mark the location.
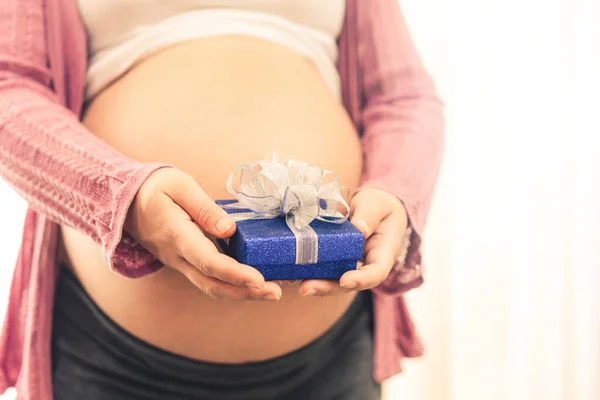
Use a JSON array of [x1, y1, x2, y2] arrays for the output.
[[216, 217, 234, 233], [340, 281, 358, 289], [354, 220, 370, 236], [302, 289, 317, 296], [262, 293, 281, 301]]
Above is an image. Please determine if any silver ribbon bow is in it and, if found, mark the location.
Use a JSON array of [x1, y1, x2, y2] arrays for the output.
[[223, 160, 350, 264]]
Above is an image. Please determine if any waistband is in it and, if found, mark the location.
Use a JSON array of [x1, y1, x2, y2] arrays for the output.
[[52, 267, 372, 393]]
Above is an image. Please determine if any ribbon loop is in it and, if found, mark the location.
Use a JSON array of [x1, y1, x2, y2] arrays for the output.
[[283, 184, 320, 229], [223, 159, 350, 264]]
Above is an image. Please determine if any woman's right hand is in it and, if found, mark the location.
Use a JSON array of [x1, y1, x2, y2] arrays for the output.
[[125, 168, 282, 301]]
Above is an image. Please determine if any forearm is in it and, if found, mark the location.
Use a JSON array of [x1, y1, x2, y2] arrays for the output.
[[359, 96, 444, 236], [0, 73, 169, 273]]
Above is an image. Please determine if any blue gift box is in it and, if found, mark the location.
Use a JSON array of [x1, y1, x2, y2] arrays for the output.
[[216, 200, 364, 281]]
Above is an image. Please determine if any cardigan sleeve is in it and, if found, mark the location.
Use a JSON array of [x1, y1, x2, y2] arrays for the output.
[[0, 0, 170, 277], [356, 0, 445, 295]]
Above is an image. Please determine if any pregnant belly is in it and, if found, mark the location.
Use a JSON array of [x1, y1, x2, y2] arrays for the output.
[[60, 37, 364, 363]]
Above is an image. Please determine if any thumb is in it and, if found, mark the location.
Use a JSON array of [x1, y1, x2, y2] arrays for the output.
[[170, 176, 236, 239], [349, 192, 389, 239]]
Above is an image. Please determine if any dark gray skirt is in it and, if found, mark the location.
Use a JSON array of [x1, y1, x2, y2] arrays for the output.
[[51, 268, 381, 400]]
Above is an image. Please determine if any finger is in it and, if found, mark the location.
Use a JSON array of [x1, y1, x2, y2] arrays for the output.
[[350, 194, 392, 239], [339, 262, 392, 291], [174, 258, 282, 301], [340, 233, 398, 291], [167, 175, 236, 238], [176, 219, 265, 289], [299, 279, 353, 296]]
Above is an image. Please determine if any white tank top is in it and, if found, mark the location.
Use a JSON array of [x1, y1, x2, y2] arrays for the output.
[[77, 1, 346, 101]]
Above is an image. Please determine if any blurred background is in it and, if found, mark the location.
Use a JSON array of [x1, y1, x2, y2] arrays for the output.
[[1, 0, 599, 399]]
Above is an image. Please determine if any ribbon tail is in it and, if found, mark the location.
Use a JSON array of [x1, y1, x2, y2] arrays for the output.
[[286, 214, 319, 265]]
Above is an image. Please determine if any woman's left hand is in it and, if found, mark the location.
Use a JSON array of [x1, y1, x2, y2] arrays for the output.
[[299, 188, 408, 296]]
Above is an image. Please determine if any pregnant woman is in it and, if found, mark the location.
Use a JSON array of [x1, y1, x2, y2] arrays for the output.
[[0, 1, 444, 399]]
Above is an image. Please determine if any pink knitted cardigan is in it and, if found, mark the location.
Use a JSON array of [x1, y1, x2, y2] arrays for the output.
[[0, 0, 444, 398]]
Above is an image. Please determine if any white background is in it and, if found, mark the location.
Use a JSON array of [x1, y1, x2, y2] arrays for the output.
[[2, 0, 600, 399]]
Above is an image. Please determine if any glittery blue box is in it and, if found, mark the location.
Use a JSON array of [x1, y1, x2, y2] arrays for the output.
[[216, 200, 364, 281]]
